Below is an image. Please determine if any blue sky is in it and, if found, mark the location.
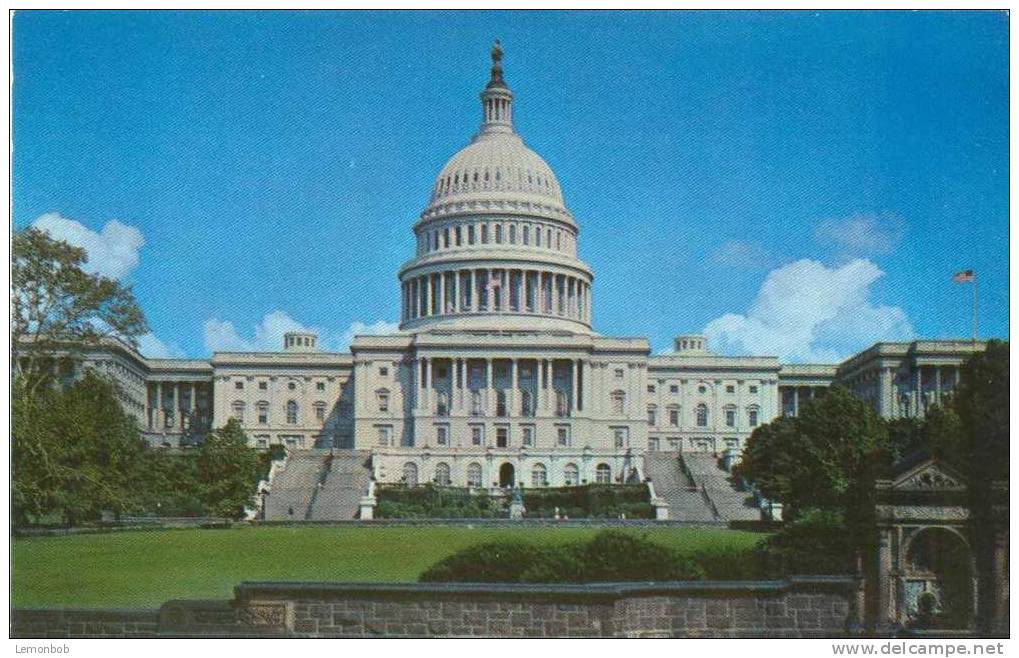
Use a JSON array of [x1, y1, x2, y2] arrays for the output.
[[13, 10, 1008, 361]]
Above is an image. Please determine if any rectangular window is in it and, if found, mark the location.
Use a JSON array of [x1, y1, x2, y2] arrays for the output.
[[436, 425, 448, 446], [315, 406, 325, 421], [614, 369, 624, 379], [749, 385, 758, 394], [669, 409, 679, 427], [455, 226, 462, 246], [235, 381, 244, 390], [255, 436, 268, 449], [258, 408, 268, 424], [726, 410, 736, 427], [378, 392, 389, 412], [496, 426, 508, 448], [317, 382, 325, 391], [613, 427, 628, 448], [468, 225, 476, 244], [471, 425, 484, 446], [670, 384, 679, 393], [647, 384, 655, 393], [376, 425, 392, 447], [259, 381, 268, 390], [749, 410, 759, 427], [556, 426, 570, 447], [509, 225, 516, 244], [380, 367, 388, 377], [726, 385, 735, 393], [521, 426, 534, 447], [481, 224, 489, 243], [647, 408, 656, 425], [648, 437, 660, 451], [495, 224, 503, 244], [523, 226, 530, 245]]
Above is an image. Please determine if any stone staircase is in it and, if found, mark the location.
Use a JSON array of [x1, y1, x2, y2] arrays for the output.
[[643, 452, 717, 523], [308, 451, 372, 520], [681, 453, 761, 522], [263, 449, 373, 521]]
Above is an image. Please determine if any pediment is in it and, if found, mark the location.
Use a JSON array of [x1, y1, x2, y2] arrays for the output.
[[892, 459, 967, 492]]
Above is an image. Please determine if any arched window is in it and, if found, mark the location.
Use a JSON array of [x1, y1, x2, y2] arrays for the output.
[[286, 400, 298, 425], [747, 405, 760, 427], [531, 463, 548, 487], [434, 462, 451, 486], [402, 462, 418, 486], [232, 401, 246, 423], [563, 463, 579, 486], [466, 462, 483, 488], [596, 463, 611, 484], [695, 403, 708, 427], [611, 390, 626, 415]]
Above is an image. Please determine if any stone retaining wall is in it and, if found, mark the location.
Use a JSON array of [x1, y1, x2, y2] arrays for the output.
[[12, 576, 860, 638]]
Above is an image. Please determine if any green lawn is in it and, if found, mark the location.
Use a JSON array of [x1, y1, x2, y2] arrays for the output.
[[12, 525, 766, 608]]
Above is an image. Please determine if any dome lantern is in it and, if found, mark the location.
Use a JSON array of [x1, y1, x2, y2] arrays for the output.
[[476, 40, 514, 139]]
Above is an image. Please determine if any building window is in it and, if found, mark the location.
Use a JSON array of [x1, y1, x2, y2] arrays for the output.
[[523, 226, 530, 245], [670, 384, 678, 393], [520, 390, 533, 417], [648, 437, 660, 451], [402, 462, 418, 486], [232, 401, 245, 423], [468, 225, 476, 244], [434, 462, 451, 486], [377, 389, 390, 412], [555, 390, 568, 417], [563, 463, 579, 486], [436, 425, 448, 446], [315, 403, 327, 421], [726, 385, 735, 393], [496, 390, 508, 417], [376, 425, 392, 447], [257, 402, 268, 424], [595, 463, 611, 484], [614, 369, 624, 379], [380, 366, 388, 377], [481, 224, 489, 243], [647, 384, 655, 393], [255, 436, 269, 449], [259, 381, 268, 390], [748, 408, 759, 427], [698, 385, 707, 394], [696, 403, 708, 427], [316, 382, 326, 391], [495, 224, 503, 243], [471, 425, 484, 446], [531, 463, 548, 487], [556, 426, 570, 447], [613, 427, 628, 449], [288, 382, 297, 391], [669, 407, 679, 427], [647, 405, 657, 426], [471, 390, 483, 416], [521, 425, 534, 447], [749, 385, 758, 394], [235, 381, 244, 390], [496, 426, 508, 448], [611, 390, 625, 415], [467, 462, 483, 488], [437, 391, 449, 417], [286, 400, 299, 424]]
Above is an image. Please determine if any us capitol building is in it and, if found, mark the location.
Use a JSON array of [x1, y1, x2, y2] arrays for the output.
[[77, 44, 985, 493]]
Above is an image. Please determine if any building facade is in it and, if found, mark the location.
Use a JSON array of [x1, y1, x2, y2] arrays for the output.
[[62, 44, 987, 487]]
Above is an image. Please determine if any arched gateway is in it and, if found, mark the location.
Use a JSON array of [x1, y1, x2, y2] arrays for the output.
[[499, 463, 515, 488]]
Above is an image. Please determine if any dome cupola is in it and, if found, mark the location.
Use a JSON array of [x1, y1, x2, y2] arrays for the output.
[[399, 42, 594, 334]]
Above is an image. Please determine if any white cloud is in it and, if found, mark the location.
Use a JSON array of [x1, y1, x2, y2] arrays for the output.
[[137, 333, 186, 359], [31, 212, 145, 279], [813, 213, 904, 256], [703, 258, 914, 363], [203, 310, 400, 354], [709, 240, 772, 267]]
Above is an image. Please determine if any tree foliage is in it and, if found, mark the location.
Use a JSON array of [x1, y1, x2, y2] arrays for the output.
[[739, 386, 888, 518], [196, 418, 261, 518], [12, 227, 147, 394]]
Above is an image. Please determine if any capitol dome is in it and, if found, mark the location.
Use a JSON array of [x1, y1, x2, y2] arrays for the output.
[[399, 41, 593, 334]]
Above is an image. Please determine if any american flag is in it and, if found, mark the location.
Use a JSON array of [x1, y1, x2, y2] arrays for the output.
[[952, 269, 975, 283]]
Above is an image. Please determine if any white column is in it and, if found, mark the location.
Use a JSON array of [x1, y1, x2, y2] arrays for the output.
[[190, 382, 197, 430], [572, 359, 579, 414], [935, 366, 942, 404], [156, 381, 163, 429], [914, 367, 923, 416], [486, 358, 495, 416], [523, 270, 531, 312], [471, 270, 478, 312], [173, 383, 182, 430], [439, 272, 447, 315], [417, 358, 426, 411], [453, 270, 460, 314], [792, 387, 799, 416]]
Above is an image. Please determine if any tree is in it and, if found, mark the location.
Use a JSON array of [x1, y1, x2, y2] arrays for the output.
[[12, 371, 149, 525], [196, 418, 261, 519], [953, 339, 1009, 486], [739, 386, 888, 519], [12, 227, 147, 396]]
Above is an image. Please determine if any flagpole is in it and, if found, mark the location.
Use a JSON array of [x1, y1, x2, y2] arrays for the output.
[[972, 272, 979, 343]]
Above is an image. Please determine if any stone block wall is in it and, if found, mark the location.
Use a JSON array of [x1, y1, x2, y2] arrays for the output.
[[12, 576, 859, 638]]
